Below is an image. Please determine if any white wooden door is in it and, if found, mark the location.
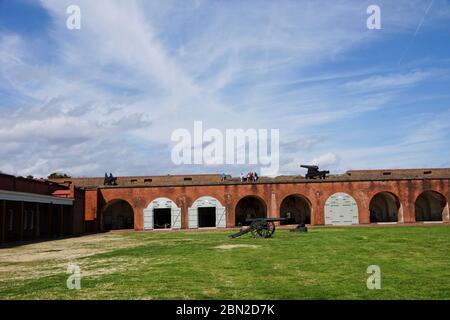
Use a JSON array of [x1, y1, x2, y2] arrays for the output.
[[216, 207, 226, 228], [188, 208, 198, 229], [171, 208, 182, 229], [325, 193, 359, 225], [143, 208, 153, 230]]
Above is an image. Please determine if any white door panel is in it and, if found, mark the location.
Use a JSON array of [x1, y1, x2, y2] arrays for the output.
[[325, 193, 359, 225], [216, 207, 226, 228]]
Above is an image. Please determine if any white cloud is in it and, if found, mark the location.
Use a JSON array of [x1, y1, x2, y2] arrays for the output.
[[311, 152, 341, 168], [0, 0, 449, 177]]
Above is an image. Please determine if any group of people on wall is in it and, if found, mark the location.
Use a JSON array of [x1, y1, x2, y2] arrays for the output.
[[220, 172, 259, 182], [240, 171, 259, 182]]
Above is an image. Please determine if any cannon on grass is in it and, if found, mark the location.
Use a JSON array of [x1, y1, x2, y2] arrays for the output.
[[229, 217, 285, 239], [229, 213, 309, 239]]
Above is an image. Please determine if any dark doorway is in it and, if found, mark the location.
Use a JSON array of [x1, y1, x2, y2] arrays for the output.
[[38, 203, 50, 237], [198, 207, 216, 227], [280, 195, 311, 225], [102, 199, 134, 230], [51, 204, 62, 236], [369, 192, 400, 223], [154, 208, 171, 229], [235, 196, 267, 226], [415, 191, 447, 221]]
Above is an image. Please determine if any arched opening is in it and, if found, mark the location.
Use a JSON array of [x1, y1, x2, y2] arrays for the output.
[[415, 191, 447, 222], [102, 199, 134, 230], [188, 196, 226, 229], [280, 194, 311, 225], [235, 196, 267, 226], [325, 192, 359, 225], [143, 197, 181, 230], [369, 192, 400, 223]]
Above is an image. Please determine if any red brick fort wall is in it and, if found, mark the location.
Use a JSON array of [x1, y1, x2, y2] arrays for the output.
[[86, 178, 450, 230]]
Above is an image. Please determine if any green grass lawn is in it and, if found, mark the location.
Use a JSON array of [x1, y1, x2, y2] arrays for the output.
[[1, 225, 450, 299]]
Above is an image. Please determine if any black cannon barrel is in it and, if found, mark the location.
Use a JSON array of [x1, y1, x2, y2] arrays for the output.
[[245, 217, 288, 223], [300, 164, 319, 169]]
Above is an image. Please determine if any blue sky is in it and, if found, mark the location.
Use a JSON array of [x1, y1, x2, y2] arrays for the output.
[[1, 0, 450, 177]]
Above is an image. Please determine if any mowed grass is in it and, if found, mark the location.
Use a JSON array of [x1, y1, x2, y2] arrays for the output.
[[1, 225, 450, 299]]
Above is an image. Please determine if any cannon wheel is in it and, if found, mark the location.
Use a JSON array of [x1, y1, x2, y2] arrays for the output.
[[250, 221, 276, 238]]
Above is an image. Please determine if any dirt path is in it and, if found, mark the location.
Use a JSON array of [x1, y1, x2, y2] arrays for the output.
[[0, 233, 138, 283]]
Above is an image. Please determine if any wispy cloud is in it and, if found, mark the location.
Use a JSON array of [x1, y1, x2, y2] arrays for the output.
[[342, 70, 437, 93], [0, 0, 449, 177]]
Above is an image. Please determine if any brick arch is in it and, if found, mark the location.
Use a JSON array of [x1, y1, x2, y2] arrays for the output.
[[234, 195, 268, 226], [190, 195, 225, 209], [143, 196, 178, 210], [279, 193, 313, 206], [324, 192, 359, 225], [314, 189, 366, 224], [143, 196, 181, 230], [100, 198, 134, 231], [279, 193, 312, 225], [407, 180, 450, 222], [369, 191, 402, 223], [101, 198, 130, 209], [181, 192, 228, 229], [188, 196, 226, 228], [183, 192, 228, 209], [415, 190, 449, 222], [272, 185, 321, 224]]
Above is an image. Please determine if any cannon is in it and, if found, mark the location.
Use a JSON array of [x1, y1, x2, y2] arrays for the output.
[[104, 173, 118, 186], [300, 165, 329, 179], [229, 217, 287, 239]]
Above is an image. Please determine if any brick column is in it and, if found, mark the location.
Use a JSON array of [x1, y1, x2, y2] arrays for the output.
[[270, 192, 280, 226], [398, 204, 405, 223], [311, 191, 320, 225], [1, 200, 5, 243], [225, 194, 233, 228], [179, 204, 185, 230], [270, 192, 278, 218], [443, 203, 450, 223], [401, 201, 415, 223]]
